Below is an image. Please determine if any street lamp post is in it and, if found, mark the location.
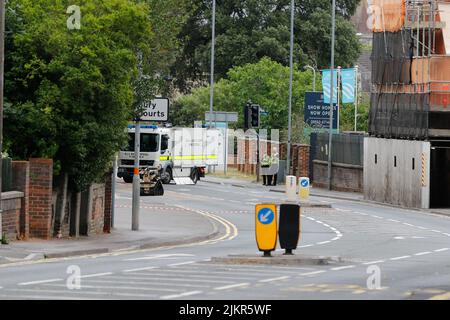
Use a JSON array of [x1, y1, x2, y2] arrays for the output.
[[0, 0, 5, 237], [327, 0, 336, 191], [209, 0, 216, 129], [286, 0, 295, 177], [304, 65, 316, 92]]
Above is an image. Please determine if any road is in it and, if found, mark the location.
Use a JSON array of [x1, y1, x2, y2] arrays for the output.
[[0, 178, 449, 300]]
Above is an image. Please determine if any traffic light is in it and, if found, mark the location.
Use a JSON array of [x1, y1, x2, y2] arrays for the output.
[[244, 102, 252, 131], [244, 102, 260, 130], [251, 104, 260, 128]]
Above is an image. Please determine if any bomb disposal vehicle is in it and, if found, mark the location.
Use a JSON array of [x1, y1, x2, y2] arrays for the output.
[[118, 125, 221, 187]]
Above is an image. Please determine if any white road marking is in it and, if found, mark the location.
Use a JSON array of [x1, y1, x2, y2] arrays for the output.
[[414, 251, 432, 256], [123, 266, 158, 273], [443, 233, 450, 237], [434, 248, 449, 253], [417, 226, 428, 230], [331, 265, 356, 271], [80, 272, 113, 279], [68, 284, 181, 292], [168, 261, 196, 267], [161, 291, 203, 300], [390, 256, 411, 261], [106, 275, 235, 284], [362, 260, 385, 265], [298, 244, 313, 248], [259, 276, 290, 283], [124, 254, 194, 262], [403, 223, 414, 227], [214, 283, 250, 291], [331, 237, 340, 241], [299, 271, 326, 276], [18, 278, 63, 286], [431, 230, 442, 233], [371, 215, 383, 219], [388, 219, 400, 223], [317, 241, 331, 245]]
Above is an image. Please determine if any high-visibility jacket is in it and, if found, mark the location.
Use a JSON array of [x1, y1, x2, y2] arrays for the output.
[[261, 155, 272, 167], [271, 153, 279, 165]]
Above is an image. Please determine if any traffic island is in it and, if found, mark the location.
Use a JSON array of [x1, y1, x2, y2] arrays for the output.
[[211, 254, 342, 266]]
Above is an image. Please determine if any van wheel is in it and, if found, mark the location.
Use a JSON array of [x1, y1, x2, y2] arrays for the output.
[[161, 167, 172, 184]]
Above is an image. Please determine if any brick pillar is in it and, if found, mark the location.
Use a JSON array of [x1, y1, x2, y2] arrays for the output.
[[103, 173, 112, 233], [298, 145, 310, 178], [11, 161, 30, 239], [28, 158, 53, 239]]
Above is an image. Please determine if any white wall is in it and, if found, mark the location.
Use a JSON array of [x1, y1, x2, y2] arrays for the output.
[[364, 137, 430, 208]]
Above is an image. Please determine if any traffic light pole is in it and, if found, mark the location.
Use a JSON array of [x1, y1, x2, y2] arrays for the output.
[[256, 133, 260, 183]]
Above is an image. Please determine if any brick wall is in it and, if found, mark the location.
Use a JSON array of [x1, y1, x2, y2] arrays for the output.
[[103, 173, 112, 233], [11, 161, 30, 239], [1, 192, 24, 240], [28, 158, 53, 239], [89, 184, 105, 235], [313, 160, 363, 192]]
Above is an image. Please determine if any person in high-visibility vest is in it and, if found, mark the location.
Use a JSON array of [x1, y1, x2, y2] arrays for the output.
[[270, 151, 279, 186], [261, 154, 272, 186]]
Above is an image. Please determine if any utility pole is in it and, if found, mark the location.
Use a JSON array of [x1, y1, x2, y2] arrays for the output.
[[132, 122, 140, 231], [111, 154, 118, 229], [286, 0, 295, 176], [209, 0, 216, 129], [354, 65, 359, 132], [327, 0, 336, 191], [0, 0, 6, 237]]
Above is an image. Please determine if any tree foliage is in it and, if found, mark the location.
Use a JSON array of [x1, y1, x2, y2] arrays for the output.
[[4, 0, 154, 191], [171, 0, 362, 92], [172, 57, 316, 141]]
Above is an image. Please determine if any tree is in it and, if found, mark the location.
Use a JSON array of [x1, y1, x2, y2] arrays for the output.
[[172, 57, 316, 142], [171, 0, 362, 92], [4, 0, 152, 191]]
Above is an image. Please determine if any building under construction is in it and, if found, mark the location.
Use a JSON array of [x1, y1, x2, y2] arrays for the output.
[[364, 0, 450, 208]]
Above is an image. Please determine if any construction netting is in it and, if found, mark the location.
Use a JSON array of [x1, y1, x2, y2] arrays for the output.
[[369, 92, 430, 139], [371, 30, 414, 84]]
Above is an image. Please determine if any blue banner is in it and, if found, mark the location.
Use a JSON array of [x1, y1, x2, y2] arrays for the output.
[[321, 69, 338, 104], [341, 68, 356, 104]]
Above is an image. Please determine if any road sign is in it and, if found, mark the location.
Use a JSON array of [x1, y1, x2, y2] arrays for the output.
[[205, 112, 238, 123], [255, 204, 277, 256], [141, 98, 169, 122], [299, 177, 310, 201], [304, 92, 338, 132]]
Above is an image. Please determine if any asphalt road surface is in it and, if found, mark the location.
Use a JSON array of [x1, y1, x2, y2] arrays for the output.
[[0, 178, 449, 300]]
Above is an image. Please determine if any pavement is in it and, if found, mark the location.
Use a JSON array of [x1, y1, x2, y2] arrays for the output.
[[0, 183, 219, 265]]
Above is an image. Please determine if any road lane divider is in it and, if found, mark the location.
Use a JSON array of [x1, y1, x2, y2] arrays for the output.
[[214, 283, 250, 291], [161, 291, 203, 300], [18, 278, 63, 286]]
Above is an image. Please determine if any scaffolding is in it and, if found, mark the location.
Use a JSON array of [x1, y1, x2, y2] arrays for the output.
[[369, 0, 450, 139]]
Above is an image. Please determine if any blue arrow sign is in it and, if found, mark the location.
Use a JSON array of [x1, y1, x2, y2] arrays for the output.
[[301, 179, 310, 188], [258, 208, 275, 225]]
